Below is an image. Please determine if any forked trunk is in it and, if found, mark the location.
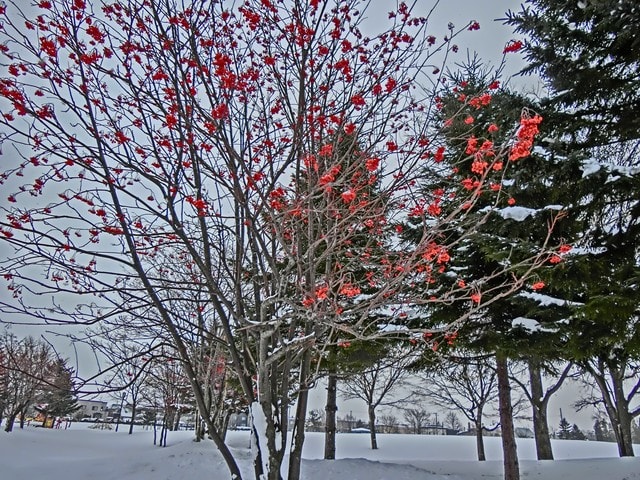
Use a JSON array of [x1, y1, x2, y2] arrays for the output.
[[612, 374, 635, 457], [528, 361, 553, 460]]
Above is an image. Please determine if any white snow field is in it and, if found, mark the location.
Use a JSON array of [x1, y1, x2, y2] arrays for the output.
[[1, 423, 639, 480]]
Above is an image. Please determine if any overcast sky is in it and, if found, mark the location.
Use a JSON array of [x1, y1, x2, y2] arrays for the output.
[[426, 0, 534, 84]]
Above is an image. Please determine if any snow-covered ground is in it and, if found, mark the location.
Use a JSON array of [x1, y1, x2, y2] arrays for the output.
[[1, 422, 639, 480]]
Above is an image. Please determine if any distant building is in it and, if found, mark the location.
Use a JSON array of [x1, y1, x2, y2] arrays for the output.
[[230, 412, 249, 429], [515, 427, 535, 438], [76, 400, 108, 420]]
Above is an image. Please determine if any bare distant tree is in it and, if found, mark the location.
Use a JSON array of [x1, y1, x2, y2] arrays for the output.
[[378, 412, 400, 434], [416, 354, 497, 461], [444, 411, 463, 433], [403, 406, 431, 435], [340, 348, 416, 449], [0, 334, 54, 432]]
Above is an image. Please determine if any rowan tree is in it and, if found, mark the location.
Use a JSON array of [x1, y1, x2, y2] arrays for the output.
[[0, 1, 554, 479]]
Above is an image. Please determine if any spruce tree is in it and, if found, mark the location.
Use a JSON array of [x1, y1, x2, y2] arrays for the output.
[[570, 424, 586, 441], [36, 359, 79, 425], [557, 416, 571, 440], [505, 0, 640, 147], [594, 419, 604, 441], [405, 62, 578, 468], [507, 0, 640, 458]]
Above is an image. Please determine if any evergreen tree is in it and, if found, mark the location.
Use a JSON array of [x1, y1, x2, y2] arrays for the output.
[[506, 0, 640, 147], [405, 62, 579, 469], [398, 60, 581, 480], [594, 418, 615, 442], [593, 419, 604, 441], [569, 424, 586, 441], [507, 0, 640, 458], [36, 359, 79, 425], [557, 417, 571, 440], [632, 419, 640, 444]]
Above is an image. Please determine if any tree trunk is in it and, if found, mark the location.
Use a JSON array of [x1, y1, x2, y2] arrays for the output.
[[129, 403, 137, 435], [153, 418, 158, 446], [496, 354, 519, 480], [324, 372, 338, 460], [288, 348, 314, 480], [368, 405, 378, 450], [4, 410, 17, 432], [173, 410, 182, 432], [474, 419, 486, 461], [254, 370, 284, 480], [588, 361, 635, 457], [288, 389, 310, 480], [220, 410, 231, 443], [612, 371, 635, 457], [528, 360, 553, 460], [194, 415, 202, 442], [19, 406, 27, 429], [253, 405, 284, 480], [160, 422, 168, 447]]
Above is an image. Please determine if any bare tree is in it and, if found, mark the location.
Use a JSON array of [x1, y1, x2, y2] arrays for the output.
[[378, 411, 400, 434], [509, 359, 573, 460], [417, 354, 497, 460], [0, 334, 54, 432], [142, 351, 195, 446], [340, 347, 415, 449], [403, 406, 431, 435], [444, 411, 463, 433], [82, 322, 155, 433], [575, 356, 640, 457]]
